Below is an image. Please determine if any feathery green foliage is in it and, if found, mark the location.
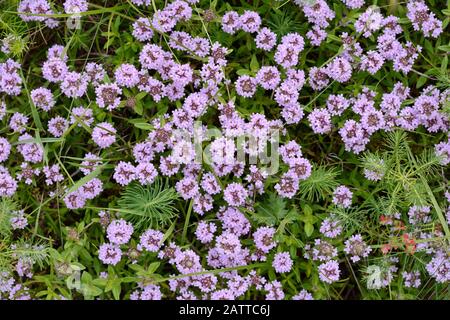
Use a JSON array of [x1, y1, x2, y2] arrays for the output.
[[117, 179, 179, 231], [298, 165, 340, 202]]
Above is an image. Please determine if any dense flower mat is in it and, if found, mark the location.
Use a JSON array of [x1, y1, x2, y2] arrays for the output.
[[0, 0, 449, 300]]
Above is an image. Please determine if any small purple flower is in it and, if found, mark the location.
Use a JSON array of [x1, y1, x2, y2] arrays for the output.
[[320, 217, 342, 238], [138, 229, 164, 252], [255, 27, 277, 51], [318, 260, 340, 283], [17, 134, 44, 164], [9, 112, 28, 133], [10, 210, 28, 230], [95, 83, 122, 111], [42, 59, 68, 83], [402, 271, 421, 288], [135, 162, 158, 185], [235, 75, 257, 98], [0, 166, 17, 197], [326, 57, 352, 83], [274, 172, 299, 199], [256, 66, 281, 90], [60, 71, 88, 98], [253, 226, 276, 253], [344, 234, 372, 263], [80, 152, 101, 175], [92, 122, 116, 149], [221, 11, 241, 34], [332, 185, 353, 208], [30, 87, 54, 111], [239, 11, 261, 33], [70, 106, 94, 127], [176, 176, 199, 200], [113, 161, 136, 186], [272, 252, 293, 273], [63, 0, 88, 14], [223, 182, 248, 207], [308, 108, 332, 134], [195, 221, 217, 244], [107, 219, 134, 245], [85, 62, 105, 85], [132, 17, 154, 42], [306, 26, 327, 46], [115, 64, 139, 88], [175, 249, 202, 274], [292, 289, 313, 300], [0, 137, 11, 162], [48, 116, 69, 137], [360, 51, 385, 74], [354, 6, 383, 37], [98, 243, 122, 265], [43, 164, 64, 185]]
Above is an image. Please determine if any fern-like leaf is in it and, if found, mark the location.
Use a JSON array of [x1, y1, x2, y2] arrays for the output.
[[117, 179, 179, 231], [253, 192, 289, 226], [298, 165, 340, 202]]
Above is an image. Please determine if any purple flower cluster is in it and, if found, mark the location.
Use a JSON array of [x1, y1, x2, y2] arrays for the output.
[[0, 59, 22, 96], [407, 1, 443, 38], [344, 234, 372, 263]]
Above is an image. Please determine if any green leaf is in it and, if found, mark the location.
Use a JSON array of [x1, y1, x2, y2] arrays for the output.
[[133, 122, 154, 130], [416, 75, 427, 89], [236, 69, 251, 76], [252, 192, 288, 226], [112, 282, 121, 300], [148, 262, 160, 274], [304, 222, 314, 237], [250, 55, 259, 72]]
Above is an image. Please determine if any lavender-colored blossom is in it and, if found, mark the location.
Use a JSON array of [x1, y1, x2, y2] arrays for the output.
[[272, 252, 293, 273], [63, 0, 88, 13], [195, 221, 217, 244], [239, 11, 261, 33], [320, 217, 342, 238], [17, 134, 44, 164], [43, 164, 64, 185], [326, 57, 352, 83], [98, 243, 122, 265], [255, 28, 277, 51], [256, 66, 281, 90], [308, 108, 332, 134], [107, 219, 134, 245], [95, 84, 122, 111], [344, 234, 372, 263], [92, 122, 116, 149], [132, 17, 154, 42], [113, 161, 136, 186], [223, 182, 248, 207], [0, 166, 17, 197], [292, 289, 314, 300], [0, 137, 11, 162], [9, 112, 28, 133], [235, 75, 257, 98], [70, 106, 94, 127], [402, 271, 421, 288], [30, 87, 54, 111], [48, 116, 69, 138], [307, 26, 327, 46], [253, 226, 276, 253], [318, 260, 341, 283], [138, 229, 164, 252], [332, 185, 353, 208], [60, 71, 88, 98], [354, 6, 383, 37]]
